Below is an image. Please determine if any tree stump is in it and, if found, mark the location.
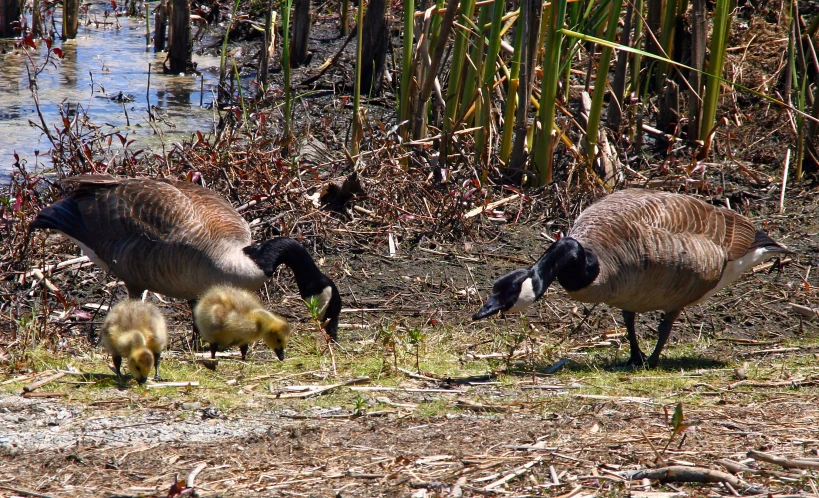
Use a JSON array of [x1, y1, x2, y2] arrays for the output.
[[168, 0, 191, 73], [360, 0, 387, 96], [62, 0, 79, 39], [290, 0, 310, 67], [0, 0, 20, 37], [154, 0, 168, 52]]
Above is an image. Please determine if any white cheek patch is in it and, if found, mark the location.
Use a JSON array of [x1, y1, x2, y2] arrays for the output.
[[309, 286, 334, 320], [508, 277, 537, 313]]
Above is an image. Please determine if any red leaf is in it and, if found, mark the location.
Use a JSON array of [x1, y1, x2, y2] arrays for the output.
[[45, 37, 52, 49], [52, 47, 63, 58], [23, 36, 36, 49], [110, 0, 116, 8]]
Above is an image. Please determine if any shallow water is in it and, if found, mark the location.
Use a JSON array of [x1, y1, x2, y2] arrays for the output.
[[0, 4, 221, 175]]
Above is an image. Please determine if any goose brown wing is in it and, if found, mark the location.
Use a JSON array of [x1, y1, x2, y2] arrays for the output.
[[33, 176, 255, 298], [60, 176, 252, 249], [631, 189, 757, 261], [567, 189, 758, 311]]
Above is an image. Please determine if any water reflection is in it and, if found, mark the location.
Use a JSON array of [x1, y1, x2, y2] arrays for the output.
[[0, 3, 220, 174]]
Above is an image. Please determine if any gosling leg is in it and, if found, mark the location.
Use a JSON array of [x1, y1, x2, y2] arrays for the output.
[[153, 352, 163, 382]]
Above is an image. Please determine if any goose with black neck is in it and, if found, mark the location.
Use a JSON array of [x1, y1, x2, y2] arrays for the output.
[[473, 189, 793, 368]]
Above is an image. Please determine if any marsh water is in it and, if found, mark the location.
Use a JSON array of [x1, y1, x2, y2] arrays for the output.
[[0, 4, 222, 176]]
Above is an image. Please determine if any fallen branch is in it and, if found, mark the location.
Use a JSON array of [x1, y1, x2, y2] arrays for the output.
[[23, 371, 66, 392], [747, 450, 819, 470], [465, 194, 521, 219], [619, 466, 741, 487], [0, 485, 56, 498], [484, 456, 542, 490], [348, 386, 466, 394], [22, 392, 67, 398], [187, 462, 207, 488], [274, 376, 370, 399], [144, 381, 200, 389], [24, 256, 90, 278], [455, 399, 508, 413], [716, 458, 759, 475], [790, 303, 819, 319]]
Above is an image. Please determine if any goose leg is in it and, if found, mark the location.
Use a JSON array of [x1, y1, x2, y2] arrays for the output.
[[154, 352, 163, 381], [647, 310, 681, 368], [622, 310, 647, 366], [112, 355, 124, 381], [188, 299, 202, 352]]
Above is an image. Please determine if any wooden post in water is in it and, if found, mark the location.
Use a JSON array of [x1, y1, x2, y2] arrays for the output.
[[290, 0, 310, 67], [360, 0, 387, 96], [0, 0, 20, 38], [62, 0, 79, 39], [154, 0, 168, 52], [168, 0, 191, 72]]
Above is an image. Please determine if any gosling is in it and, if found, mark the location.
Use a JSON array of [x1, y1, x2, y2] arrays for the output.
[[100, 300, 168, 384], [194, 285, 291, 361]]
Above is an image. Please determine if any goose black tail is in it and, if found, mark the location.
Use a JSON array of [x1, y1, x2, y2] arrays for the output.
[[751, 231, 795, 254], [29, 198, 88, 240]]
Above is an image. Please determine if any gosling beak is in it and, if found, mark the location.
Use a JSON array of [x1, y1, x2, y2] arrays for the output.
[[274, 348, 285, 361], [473, 295, 504, 320], [136, 377, 148, 385]]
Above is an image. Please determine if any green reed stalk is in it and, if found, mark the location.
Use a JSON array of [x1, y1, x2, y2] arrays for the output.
[[443, 0, 477, 132], [585, 0, 624, 164], [655, 0, 678, 88], [499, 7, 524, 165], [459, 2, 492, 124], [341, 0, 350, 35], [351, 0, 365, 157], [630, 0, 644, 98], [399, 0, 415, 137], [282, 0, 293, 138], [219, 0, 242, 105], [533, 0, 567, 184], [475, 0, 507, 161], [699, 0, 731, 144]]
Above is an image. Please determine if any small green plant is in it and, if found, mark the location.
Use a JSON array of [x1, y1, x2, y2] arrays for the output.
[[377, 322, 400, 370], [352, 393, 367, 415], [406, 327, 426, 373], [662, 402, 701, 452], [303, 295, 336, 375]]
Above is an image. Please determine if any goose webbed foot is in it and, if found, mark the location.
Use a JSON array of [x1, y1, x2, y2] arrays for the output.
[[624, 349, 648, 368]]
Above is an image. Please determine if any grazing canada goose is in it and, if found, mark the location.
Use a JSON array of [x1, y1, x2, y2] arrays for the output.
[[100, 300, 168, 384], [473, 189, 793, 367], [194, 285, 291, 361], [30, 175, 342, 340]]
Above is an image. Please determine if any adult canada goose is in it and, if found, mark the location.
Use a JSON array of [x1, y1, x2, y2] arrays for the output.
[[194, 285, 291, 361], [100, 300, 168, 384], [30, 175, 342, 340], [473, 189, 793, 367]]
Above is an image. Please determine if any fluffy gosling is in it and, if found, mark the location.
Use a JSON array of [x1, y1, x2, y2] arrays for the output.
[[100, 300, 168, 384], [194, 285, 291, 361]]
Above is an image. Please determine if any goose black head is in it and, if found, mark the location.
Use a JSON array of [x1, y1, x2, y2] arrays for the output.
[[473, 268, 539, 320]]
